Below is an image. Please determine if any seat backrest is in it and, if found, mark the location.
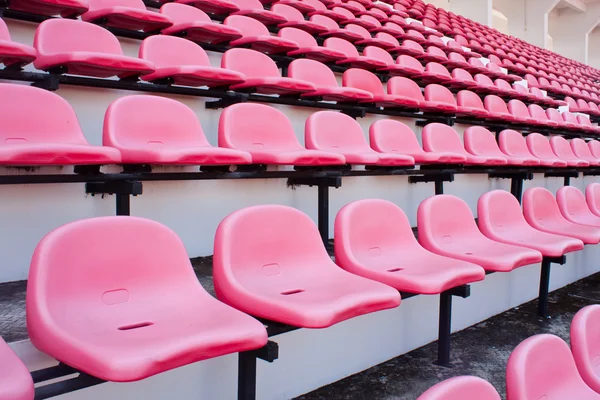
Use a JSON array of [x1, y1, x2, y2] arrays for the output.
[[571, 305, 600, 393], [397, 55, 425, 72], [288, 58, 337, 88], [332, 6, 356, 20], [342, 68, 385, 96], [577, 114, 593, 127], [103, 95, 210, 149], [388, 77, 424, 101], [230, 0, 263, 9], [219, 103, 303, 152], [324, 37, 359, 58], [550, 136, 582, 161], [545, 108, 564, 124], [0, 17, 12, 41], [160, 3, 212, 24], [382, 22, 405, 36], [507, 99, 532, 119], [468, 57, 485, 69], [224, 15, 269, 37], [425, 62, 451, 78], [526, 133, 559, 159], [452, 68, 473, 82], [513, 82, 529, 96], [139, 35, 210, 69], [302, 0, 327, 11], [484, 95, 510, 114], [416, 376, 501, 400], [571, 138, 596, 160], [478, 190, 530, 234], [506, 334, 591, 400], [422, 123, 466, 154], [448, 52, 467, 65], [0, 83, 89, 145], [86, 0, 146, 11], [222, 48, 280, 78], [457, 90, 485, 110], [464, 126, 505, 158], [474, 73, 494, 87], [427, 46, 447, 60], [556, 185, 594, 220], [369, 119, 424, 155], [34, 19, 123, 56], [305, 111, 370, 153], [271, 3, 304, 22], [527, 104, 549, 122], [498, 130, 536, 158], [279, 27, 317, 48], [494, 78, 512, 92], [345, 24, 371, 41], [364, 46, 394, 65], [424, 84, 456, 106], [401, 39, 424, 54], [310, 14, 339, 30], [522, 187, 565, 227], [563, 111, 579, 125], [564, 96, 578, 109], [586, 182, 600, 217]]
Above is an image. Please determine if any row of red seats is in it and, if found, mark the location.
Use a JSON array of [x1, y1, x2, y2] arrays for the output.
[[417, 304, 600, 400]]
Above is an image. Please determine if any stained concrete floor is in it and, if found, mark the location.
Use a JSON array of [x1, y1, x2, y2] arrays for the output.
[[295, 272, 600, 400]]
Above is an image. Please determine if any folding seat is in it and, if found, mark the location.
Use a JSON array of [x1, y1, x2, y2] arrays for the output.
[[506, 335, 600, 400], [571, 305, 600, 394], [587, 182, 600, 217], [33, 19, 154, 79], [571, 138, 600, 166], [0, 337, 34, 400], [0, 19, 37, 68], [370, 119, 467, 164], [456, 90, 490, 117], [224, 16, 298, 54], [522, 188, 600, 244], [272, 4, 327, 33], [324, 37, 387, 70], [508, 99, 539, 125], [81, 0, 173, 32], [417, 376, 501, 400], [549, 136, 589, 167], [525, 133, 568, 167], [288, 59, 373, 102], [565, 96, 583, 112], [557, 186, 600, 228], [0, 83, 120, 166], [221, 48, 316, 95], [28, 216, 269, 383], [280, 28, 345, 62], [484, 95, 516, 122], [305, 111, 414, 166], [7, 0, 87, 17], [343, 69, 420, 108], [588, 101, 600, 116], [528, 104, 559, 127], [229, 0, 286, 25], [417, 195, 542, 272], [311, 15, 364, 42], [219, 103, 345, 166], [213, 205, 401, 328]]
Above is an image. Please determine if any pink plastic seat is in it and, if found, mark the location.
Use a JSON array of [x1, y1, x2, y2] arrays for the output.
[[464, 126, 523, 164], [325, 37, 387, 70], [311, 15, 363, 42], [0, 337, 34, 400], [577, 114, 600, 133], [230, 0, 286, 25], [103, 95, 251, 166], [222, 48, 316, 95], [418, 195, 542, 272], [420, 63, 453, 84], [528, 103, 558, 127], [478, 190, 584, 257], [274, 0, 316, 14], [508, 99, 538, 125], [571, 138, 600, 166], [522, 187, 600, 244], [445, 52, 470, 69], [305, 111, 414, 166], [160, 4, 243, 44], [497, 130, 541, 166], [7, 0, 87, 17], [0, 19, 37, 68], [393, 39, 426, 58], [33, 19, 154, 78], [370, 120, 467, 164], [423, 84, 458, 113], [571, 305, 600, 394], [590, 141, 600, 160], [423, 123, 506, 165], [546, 108, 572, 129], [139, 36, 245, 87], [225, 16, 298, 54], [556, 186, 600, 228], [213, 205, 401, 328], [175, 0, 239, 15], [450, 69, 478, 90], [549, 136, 589, 167], [525, 133, 568, 167], [343, 69, 420, 108], [562, 111, 581, 130], [281, 28, 345, 62], [335, 199, 484, 294], [27, 216, 268, 382], [456, 90, 489, 117], [0, 83, 120, 166], [506, 334, 600, 400], [273, 4, 328, 34], [391, 55, 427, 78], [219, 103, 345, 166], [289, 59, 373, 102], [82, 0, 173, 32], [417, 376, 501, 400], [484, 95, 516, 122], [587, 183, 600, 217]]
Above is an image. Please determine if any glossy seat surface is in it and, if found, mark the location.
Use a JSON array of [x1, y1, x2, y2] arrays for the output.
[[230, 0, 287, 25], [571, 305, 600, 394], [586, 183, 600, 217], [417, 376, 501, 400], [463, 127, 511, 164], [226, 15, 299, 54], [0, 19, 37, 67], [525, 133, 568, 167], [556, 186, 600, 228], [0, 337, 34, 400], [549, 136, 589, 167], [571, 138, 600, 166], [343, 68, 420, 107], [282, 28, 346, 63], [82, 0, 173, 32]]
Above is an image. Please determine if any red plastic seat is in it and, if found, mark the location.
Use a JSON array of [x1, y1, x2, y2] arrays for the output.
[[525, 133, 568, 167], [225, 16, 298, 54], [325, 37, 387, 70], [522, 187, 600, 244], [546, 108, 572, 129], [423, 84, 458, 113], [370, 120, 467, 164], [549, 136, 590, 167], [571, 305, 600, 394], [219, 103, 345, 166], [418, 194, 542, 272], [0, 337, 34, 400], [139, 36, 245, 87], [0, 19, 36, 68], [587, 183, 600, 217], [222, 48, 316, 95], [484, 95, 516, 122], [464, 126, 525, 164], [103, 95, 252, 166], [508, 99, 538, 125], [473, 73, 501, 94], [273, 0, 316, 14], [445, 52, 470, 69], [590, 140, 600, 160], [450, 69, 478, 89], [393, 39, 426, 58], [394, 54, 428, 78], [423, 123, 506, 165], [213, 205, 401, 328], [33, 19, 154, 78], [335, 199, 484, 294], [160, 4, 243, 44], [456, 90, 489, 117], [528, 103, 558, 127], [82, 0, 173, 32], [273, 3, 328, 34], [556, 186, 600, 228], [347, 25, 398, 49], [230, 0, 286, 25], [417, 376, 501, 400], [478, 190, 584, 257], [311, 15, 363, 42], [562, 111, 582, 130], [27, 216, 268, 382], [305, 111, 414, 166], [577, 114, 600, 133], [343, 69, 419, 108], [289, 59, 373, 102], [281, 28, 345, 62], [571, 138, 600, 166], [7, 0, 87, 17], [507, 334, 600, 400], [497, 130, 541, 166], [420, 63, 453, 84], [0, 83, 120, 166], [175, 0, 239, 15]]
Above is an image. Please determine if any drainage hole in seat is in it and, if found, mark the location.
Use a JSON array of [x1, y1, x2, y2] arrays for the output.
[[281, 289, 305, 295], [387, 268, 404, 272], [118, 322, 154, 331]]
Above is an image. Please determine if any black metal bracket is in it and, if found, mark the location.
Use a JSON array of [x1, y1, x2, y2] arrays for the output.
[[583, 168, 600, 176], [544, 170, 579, 186], [31, 74, 59, 91], [415, 114, 455, 127], [32, 364, 105, 400], [86, 180, 143, 216], [238, 341, 279, 400], [205, 92, 249, 109], [409, 172, 454, 195], [341, 108, 366, 119], [537, 255, 567, 318], [435, 284, 471, 368], [489, 171, 534, 203]]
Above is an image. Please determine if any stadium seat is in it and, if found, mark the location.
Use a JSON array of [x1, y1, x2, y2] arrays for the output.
[[81, 0, 173, 32], [305, 111, 414, 166], [0, 83, 121, 166], [33, 19, 154, 78], [586, 183, 600, 217], [525, 133, 568, 167], [450, 69, 478, 90], [527, 103, 559, 127], [546, 108, 574, 129], [0, 19, 37, 68], [576, 114, 600, 133], [423, 84, 458, 113], [103, 95, 252, 166], [273, 0, 316, 14], [325, 37, 387, 70], [456, 90, 489, 117], [230, 0, 286, 25], [506, 334, 600, 400], [139, 36, 245, 87], [423, 124, 507, 165], [549, 136, 590, 167], [311, 15, 364, 42], [556, 186, 600, 227], [289, 59, 373, 102], [0, 337, 34, 400], [369, 120, 467, 164], [281, 28, 345, 62], [225, 16, 298, 54], [464, 126, 530, 164], [273, 4, 327, 34], [571, 138, 600, 166], [561, 111, 582, 130], [478, 190, 584, 257], [334, 199, 484, 294], [160, 4, 243, 44], [484, 95, 516, 122], [522, 187, 600, 244], [420, 63, 453, 84], [6, 0, 87, 17], [27, 216, 269, 382], [507, 99, 538, 125], [176, 0, 239, 15], [213, 205, 401, 328], [445, 52, 471, 69], [222, 48, 316, 95], [347, 26, 398, 49], [343, 69, 420, 108], [416, 376, 501, 400], [219, 103, 345, 166], [497, 130, 542, 166], [571, 305, 600, 394], [417, 194, 542, 272]]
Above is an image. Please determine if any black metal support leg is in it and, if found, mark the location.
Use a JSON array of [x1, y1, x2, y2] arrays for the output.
[[510, 177, 524, 203], [435, 290, 453, 367], [318, 183, 329, 247], [116, 193, 130, 216], [434, 180, 444, 195], [86, 180, 142, 216], [238, 341, 279, 400], [538, 258, 552, 318]]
